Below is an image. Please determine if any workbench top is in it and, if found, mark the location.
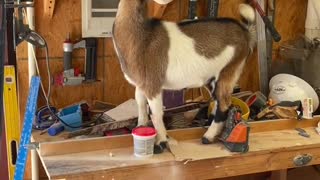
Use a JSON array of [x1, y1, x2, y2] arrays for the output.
[[32, 118, 320, 180]]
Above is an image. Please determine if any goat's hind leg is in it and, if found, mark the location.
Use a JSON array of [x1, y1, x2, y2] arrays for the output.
[[135, 87, 149, 126], [202, 77, 235, 144], [147, 92, 168, 154]]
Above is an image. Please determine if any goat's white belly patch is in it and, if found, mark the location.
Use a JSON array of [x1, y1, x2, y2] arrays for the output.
[[162, 22, 236, 90]]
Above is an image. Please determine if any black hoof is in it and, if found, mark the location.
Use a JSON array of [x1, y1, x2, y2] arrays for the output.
[[201, 137, 212, 144], [154, 142, 167, 154]]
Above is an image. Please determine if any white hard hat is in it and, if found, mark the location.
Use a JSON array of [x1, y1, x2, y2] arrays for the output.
[[269, 73, 319, 112]]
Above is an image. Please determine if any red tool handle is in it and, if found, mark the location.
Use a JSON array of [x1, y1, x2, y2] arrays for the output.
[[249, 0, 281, 42]]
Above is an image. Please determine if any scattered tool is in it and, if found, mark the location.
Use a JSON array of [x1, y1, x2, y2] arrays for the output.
[[296, 128, 310, 138], [3, 66, 20, 180], [220, 106, 250, 153], [14, 76, 40, 180], [256, 101, 303, 120], [32, 105, 57, 130], [57, 37, 98, 86], [48, 122, 65, 136]]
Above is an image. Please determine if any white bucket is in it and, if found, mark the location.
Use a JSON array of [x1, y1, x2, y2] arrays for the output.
[[132, 127, 157, 157]]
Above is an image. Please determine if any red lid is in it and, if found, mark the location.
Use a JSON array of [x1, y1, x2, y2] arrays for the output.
[[132, 127, 156, 137]]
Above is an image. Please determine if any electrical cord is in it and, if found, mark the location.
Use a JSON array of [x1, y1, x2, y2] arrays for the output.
[[22, 20, 103, 129]]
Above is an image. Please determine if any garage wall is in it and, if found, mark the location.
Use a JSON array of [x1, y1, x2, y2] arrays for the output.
[[17, 0, 307, 179]]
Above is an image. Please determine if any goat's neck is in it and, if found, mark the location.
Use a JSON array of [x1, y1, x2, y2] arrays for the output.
[[114, 2, 148, 43], [113, 2, 149, 74]]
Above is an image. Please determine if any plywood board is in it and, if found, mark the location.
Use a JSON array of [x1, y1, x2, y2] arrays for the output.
[[32, 118, 319, 157], [38, 125, 320, 179], [169, 127, 320, 161]]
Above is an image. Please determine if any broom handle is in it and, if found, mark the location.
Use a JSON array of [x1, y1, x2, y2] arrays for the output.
[[249, 0, 281, 42]]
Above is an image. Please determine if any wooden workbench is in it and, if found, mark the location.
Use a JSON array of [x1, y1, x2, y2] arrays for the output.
[[32, 117, 320, 180]]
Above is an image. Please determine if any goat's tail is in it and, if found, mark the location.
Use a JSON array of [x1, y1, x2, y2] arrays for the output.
[[239, 4, 257, 52]]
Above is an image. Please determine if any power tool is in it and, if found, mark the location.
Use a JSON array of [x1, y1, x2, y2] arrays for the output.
[[219, 105, 250, 153]]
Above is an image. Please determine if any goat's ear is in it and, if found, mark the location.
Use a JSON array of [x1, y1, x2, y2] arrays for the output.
[[153, 0, 173, 5]]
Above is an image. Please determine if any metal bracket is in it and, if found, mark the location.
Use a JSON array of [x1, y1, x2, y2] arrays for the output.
[[293, 154, 312, 167], [25, 142, 39, 150]]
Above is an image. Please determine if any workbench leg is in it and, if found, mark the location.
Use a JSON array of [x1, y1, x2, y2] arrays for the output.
[[270, 169, 287, 180], [31, 149, 39, 180]]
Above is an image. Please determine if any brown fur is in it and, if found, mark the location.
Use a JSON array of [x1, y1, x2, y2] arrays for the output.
[[178, 19, 250, 59], [215, 47, 249, 112], [113, 0, 255, 104], [113, 0, 169, 99]]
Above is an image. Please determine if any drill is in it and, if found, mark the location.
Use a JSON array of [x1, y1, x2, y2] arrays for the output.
[[219, 105, 250, 153]]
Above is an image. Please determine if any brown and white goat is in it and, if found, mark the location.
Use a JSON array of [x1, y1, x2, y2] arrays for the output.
[[112, 0, 256, 153]]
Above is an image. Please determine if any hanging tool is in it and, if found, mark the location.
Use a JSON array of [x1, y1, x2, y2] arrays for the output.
[[249, 0, 281, 42], [188, 0, 198, 20], [3, 66, 20, 180], [208, 0, 219, 18], [73, 38, 98, 82], [63, 34, 73, 71], [14, 76, 40, 180], [219, 106, 250, 153], [295, 128, 310, 138]]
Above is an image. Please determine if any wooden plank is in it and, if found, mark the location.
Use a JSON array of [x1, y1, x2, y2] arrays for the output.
[[43, 141, 320, 179], [169, 127, 320, 161], [35, 118, 320, 157], [256, 0, 269, 95]]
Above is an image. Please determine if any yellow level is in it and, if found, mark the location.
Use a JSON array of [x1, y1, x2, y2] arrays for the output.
[[3, 65, 20, 180]]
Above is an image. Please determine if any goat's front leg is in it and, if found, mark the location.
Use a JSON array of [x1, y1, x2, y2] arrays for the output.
[[147, 92, 168, 154], [202, 100, 226, 144], [135, 87, 149, 126]]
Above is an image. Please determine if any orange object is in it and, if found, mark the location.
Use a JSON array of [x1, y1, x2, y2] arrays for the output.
[[226, 123, 248, 143]]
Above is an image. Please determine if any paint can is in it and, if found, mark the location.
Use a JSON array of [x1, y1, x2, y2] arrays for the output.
[[132, 127, 157, 157]]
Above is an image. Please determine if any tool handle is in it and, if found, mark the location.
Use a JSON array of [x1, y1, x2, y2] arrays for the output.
[[250, 0, 281, 42], [262, 16, 281, 42], [208, 0, 219, 18], [85, 38, 97, 81], [188, 0, 197, 19], [63, 51, 72, 71]]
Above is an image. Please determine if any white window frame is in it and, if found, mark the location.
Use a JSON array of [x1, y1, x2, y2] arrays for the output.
[[81, 0, 118, 38]]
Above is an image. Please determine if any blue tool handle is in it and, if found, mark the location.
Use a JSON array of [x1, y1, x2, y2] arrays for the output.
[[48, 122, 64, 136]]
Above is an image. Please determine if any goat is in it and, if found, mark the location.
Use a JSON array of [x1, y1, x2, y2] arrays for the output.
[[112, 0, 256, 153]]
